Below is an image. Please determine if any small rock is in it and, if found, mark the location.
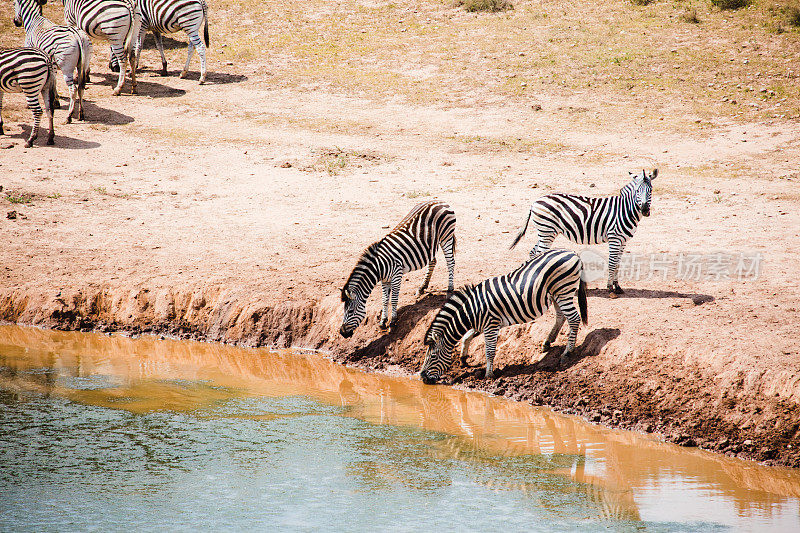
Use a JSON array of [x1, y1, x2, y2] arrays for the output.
[[6, 210, 17, 220], [713, 189, 721, 194], [589, 183, 596, 188], [743, 439, 753, 446], [531, 104, 542, 111], [0, 142, 13, 149], [280, 162, 292, 168]]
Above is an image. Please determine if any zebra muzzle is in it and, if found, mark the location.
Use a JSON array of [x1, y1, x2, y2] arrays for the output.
[[339, 325, 354, 338], [420, 371, 438, 385]]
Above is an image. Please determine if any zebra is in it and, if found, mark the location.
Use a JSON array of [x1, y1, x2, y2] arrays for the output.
[[510, 169, 657, 295], [109, 0, 209, 84], [14, 0, 92, 123], [420, 249, 588, 384], [340, 201, 456, 338], [61, 0, 141, 96], [0, 47, 57, 147]]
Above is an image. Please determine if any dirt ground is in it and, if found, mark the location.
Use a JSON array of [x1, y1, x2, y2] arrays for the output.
[[1, 1, 800, 466]]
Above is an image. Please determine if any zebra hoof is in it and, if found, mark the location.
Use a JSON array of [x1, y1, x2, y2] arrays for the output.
[[608, 284, 624, 295], [179, 70, 188, 79], [485, 370, 494, 380], [46, 135, 54, 146], [388, 319, 398, 329], [378, 320, 388, 330], [542, 340, 551, 352], [112, 88, 121, 96], [25, 139, 34, 148], [199, 77, 206, 85]]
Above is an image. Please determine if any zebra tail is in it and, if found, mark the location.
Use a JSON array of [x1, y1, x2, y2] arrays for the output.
[[124, 5, 143, 57], [77, 34, 92, 92], [509, 209, 532, 250], [46, 62, 59, 111], [202, 0, 210, 47], [578, 278, 588, 325]]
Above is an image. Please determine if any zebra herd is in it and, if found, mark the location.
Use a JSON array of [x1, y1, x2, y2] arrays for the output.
[[1, 0, 209, 147], [340, 170, 657, 385]]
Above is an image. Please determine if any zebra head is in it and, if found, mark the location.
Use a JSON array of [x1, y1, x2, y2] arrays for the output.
[[629, 168, 657, 217], [339, 244, 381, 338], [13, 0, 44, 27], [339, 286, 367, 338], [420, 290, 471, 384]]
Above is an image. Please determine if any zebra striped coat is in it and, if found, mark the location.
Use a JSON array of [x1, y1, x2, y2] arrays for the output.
[[136, 0, 209, 83], [420, 249, 588, 384], [0, 47, 57, 147], [510, 169, 657, 294], [340, 201, 456, 338], [62, 0, 141, 95], [14, 0, 92, 123]]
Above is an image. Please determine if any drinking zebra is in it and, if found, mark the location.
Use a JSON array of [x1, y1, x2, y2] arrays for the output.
[[61, 0, 141, 95], [14, 0, 92, 123], [510, 169, 657, 294], [0, 48, 57, 147], [340, 201, 456, 338], [420, 249, 588, 384]]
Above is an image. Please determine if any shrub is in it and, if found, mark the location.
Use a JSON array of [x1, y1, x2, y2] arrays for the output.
[[630, 0, 654, 5], [681, 8, 700, 23], [710, 0, 750, 10], [456, 0, 514, 13]]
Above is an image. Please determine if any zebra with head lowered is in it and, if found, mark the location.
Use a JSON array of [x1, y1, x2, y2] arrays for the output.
[[340, 201, 456, 338], [111, 0, 209, 84], [14, 0, 92, 123], [0, 47, 57, 147], [510, 169, 657, 295], [420, 249, 588, 384], [61, 0, 141, 95]]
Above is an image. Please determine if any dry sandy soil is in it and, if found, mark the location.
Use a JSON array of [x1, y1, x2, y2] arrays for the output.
[[1, 0, 799, 466]]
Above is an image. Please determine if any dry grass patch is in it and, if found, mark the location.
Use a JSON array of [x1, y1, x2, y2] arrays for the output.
[[455, 0, 513, 12]]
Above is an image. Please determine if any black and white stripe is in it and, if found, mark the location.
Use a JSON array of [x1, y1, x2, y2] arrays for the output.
[[62, 0, 141, 95], [510, 169, 657, 294], [0, 47, 57, 147], [340, 201, 457, 338], [133, 0, 209, 84], [14, 0, 92, 123], [420, 249, 588, 384]]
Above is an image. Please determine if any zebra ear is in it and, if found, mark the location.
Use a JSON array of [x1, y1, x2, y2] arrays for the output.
[[341, 288, 351, 303], [651, 168, 658, 180]]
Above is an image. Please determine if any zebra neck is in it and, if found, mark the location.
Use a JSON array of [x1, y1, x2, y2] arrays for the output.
[[618, 188, 640, 221]]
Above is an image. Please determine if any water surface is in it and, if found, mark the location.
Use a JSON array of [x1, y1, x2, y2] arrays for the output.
[[1, 325, 799, 531]]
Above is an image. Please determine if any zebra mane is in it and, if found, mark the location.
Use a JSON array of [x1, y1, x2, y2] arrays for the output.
[[342, 241, 381, 296]]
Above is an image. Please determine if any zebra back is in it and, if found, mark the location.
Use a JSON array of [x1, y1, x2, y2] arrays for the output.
[[138, 0, 207, 37]]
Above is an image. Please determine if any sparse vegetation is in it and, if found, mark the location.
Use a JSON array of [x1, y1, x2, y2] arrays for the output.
[[455, 0, 513, 12], [405, 190, 431, 198], [629, 0, 653, 6], [681, 8, 700, 23], [787, 4, 800, 26], [5, 192, 34, 204], [711, 0, 750, 10]]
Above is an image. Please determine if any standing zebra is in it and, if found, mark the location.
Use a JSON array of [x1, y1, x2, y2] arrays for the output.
[[420, 249, 588, 384], [0, 48, 57, 147], [61, 0, 141, 95], [14, 0, 92, 123], [340, 201, 457, 338], [122, 0, 210, 84], [510, 169, 657, 294]]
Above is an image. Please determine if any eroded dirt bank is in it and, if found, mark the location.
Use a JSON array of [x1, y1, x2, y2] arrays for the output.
[[3, 282, 799, 469]]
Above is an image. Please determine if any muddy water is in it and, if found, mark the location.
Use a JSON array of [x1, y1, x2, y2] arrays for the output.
[[1, 325, 798, 531]]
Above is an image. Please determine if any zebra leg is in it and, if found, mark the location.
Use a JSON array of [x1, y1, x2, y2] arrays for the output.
[[378, 281, 390, 328], [180, 41, 195, 79], [24, 91, 43, 148], [0, 91, 4, 135], [530, 231, 556, 260], [110, 42, 127, 96], [417, 258, 436, 296], [460, 329, 475, 367], [483, 323, 499, 380], [542, 301, 566, 353], [607, 237, 627, 295], [442, 236, 455, 293], [63, 73, 76, 125], [555, 295, 582, 365], [154, 32, 168, 75], [388, 269, 402, 328]]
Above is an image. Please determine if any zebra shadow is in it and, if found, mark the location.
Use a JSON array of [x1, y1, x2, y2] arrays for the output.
[[495, 327, 622, 378], [587, 288, 715, 305], [9, 125, 101, 150], [347, 292, 447, 362], [89, 72, 187, 98], [77, 100, 134, 125]]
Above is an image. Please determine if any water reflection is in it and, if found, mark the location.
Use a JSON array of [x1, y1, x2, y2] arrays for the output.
[[1, 325, 799, 529]]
